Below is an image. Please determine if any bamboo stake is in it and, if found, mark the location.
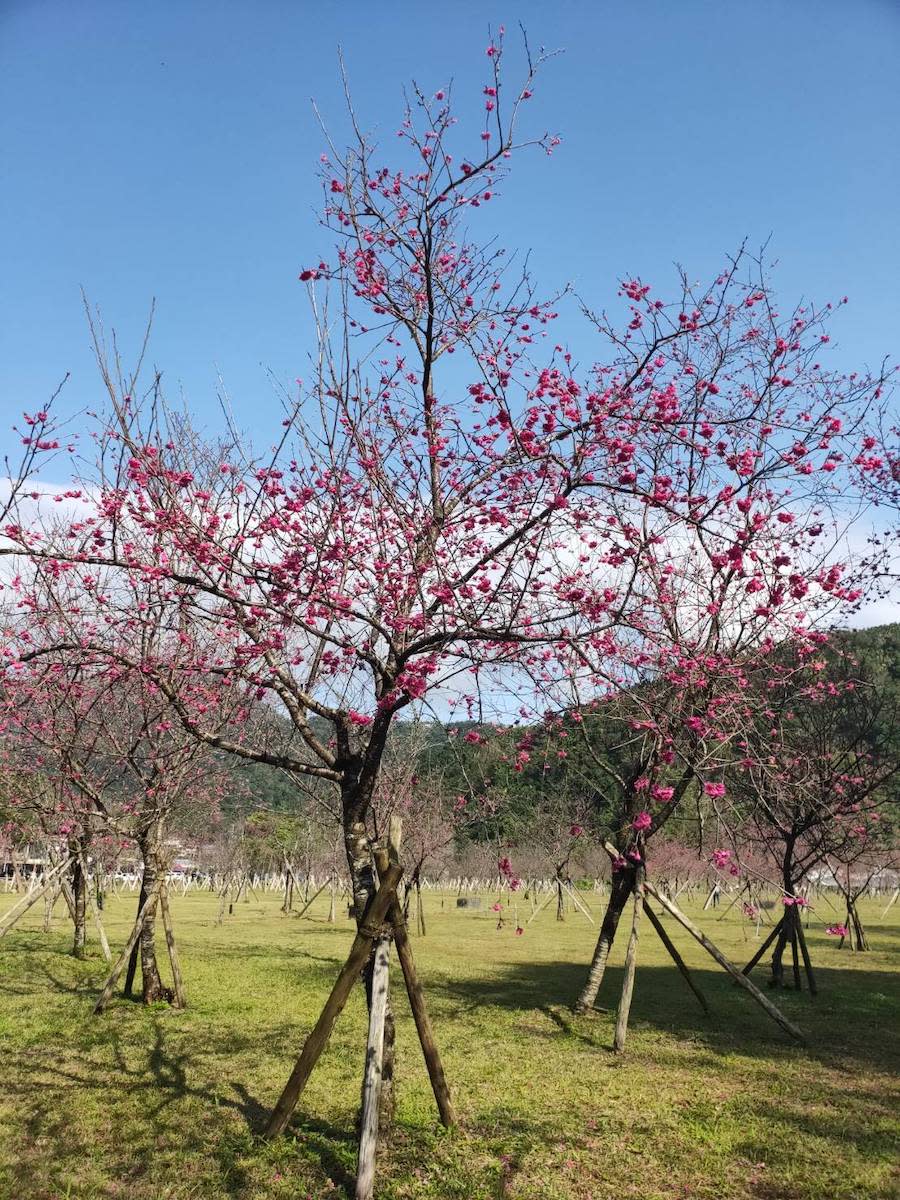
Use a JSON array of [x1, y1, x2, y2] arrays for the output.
[[85, 878, 111, 961], [75, 852, 111, 962], [526, 885, 556, 925], [789, 920, 803, 991], [265, 862, 403, 1138], [59, 876, 78, 924]]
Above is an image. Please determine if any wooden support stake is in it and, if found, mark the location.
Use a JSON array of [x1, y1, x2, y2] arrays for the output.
[[563, 881, 595, 924], [795, 919, 818, 996], [789, 921, 803, 991], [265, 862, 403, 1138], [375, 847, 456, 1127], [294, 876, 332, 921], [59, 877, 78, 924], [526, 885, 556, 925], [613, 870, 644, 1052], [644, 902, 710, 1014], [641, 875, 805, 1044], [86, 879, 112, 962], [0, 857, 74, 938], [94, 883, 161, 1014], [741, 916, 785, 976], [355, 936, 391, 1200], [76, 852, 111, 962], [159, 884, 187, 1008]]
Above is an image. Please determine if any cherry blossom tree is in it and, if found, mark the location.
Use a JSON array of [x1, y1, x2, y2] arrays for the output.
[[2, 560, 236, 1002], [4, 35, 674, 1117], [0, 32, 893, 1150], [725, 644, 898, 988]]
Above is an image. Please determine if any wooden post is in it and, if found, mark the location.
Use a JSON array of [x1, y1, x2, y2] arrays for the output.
[[613, 870, 644, 1052], [58, 876, 78, 924], [355, 936, 391, 1200], [76, 851, 111, 963], [215, 881, 230, 925], [374, 847, 456, 1127], [265, 862, 403, 1138], [526, 885, 556, 925], [94, 882, 161, 1014], [86, 879, 112, 962], [563, 881, 595, 924], [42, 886, 56, 932], [742, 916, 785, 976], [789, 917, 803, 991], [795, 920, 818, 996], [0, 857, 73, 938], [159, 884, 187, 1008], [294, 876, 332, 921], [642, 876, 805, 1044], [644, 902, 710, 1015]]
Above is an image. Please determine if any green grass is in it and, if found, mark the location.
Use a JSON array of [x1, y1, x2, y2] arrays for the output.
[[1, 885, 898, 1200]]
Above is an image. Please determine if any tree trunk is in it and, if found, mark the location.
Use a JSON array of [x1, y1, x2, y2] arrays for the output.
[[129, 821, 171, 1005], [574, 869, 634, 1013], [70, 850, 87, 960], [846, 901, 869, 951], [770, 851, 795, 989]]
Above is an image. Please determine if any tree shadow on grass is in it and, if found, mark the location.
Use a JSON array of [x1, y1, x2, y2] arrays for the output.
[[4, 1008, 379, 1200], [3, 1014, 308, 1198], [438, 959, 900, 1073]]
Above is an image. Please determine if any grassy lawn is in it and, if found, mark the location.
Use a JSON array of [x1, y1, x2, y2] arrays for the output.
[[0, 885, 897, 1200]]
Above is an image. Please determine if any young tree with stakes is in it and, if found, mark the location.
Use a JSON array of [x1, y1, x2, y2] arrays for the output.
[[1, 33, 894, 1190]]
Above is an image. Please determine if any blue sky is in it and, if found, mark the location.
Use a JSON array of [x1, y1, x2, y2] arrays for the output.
[[2, 0, 899, 459]]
